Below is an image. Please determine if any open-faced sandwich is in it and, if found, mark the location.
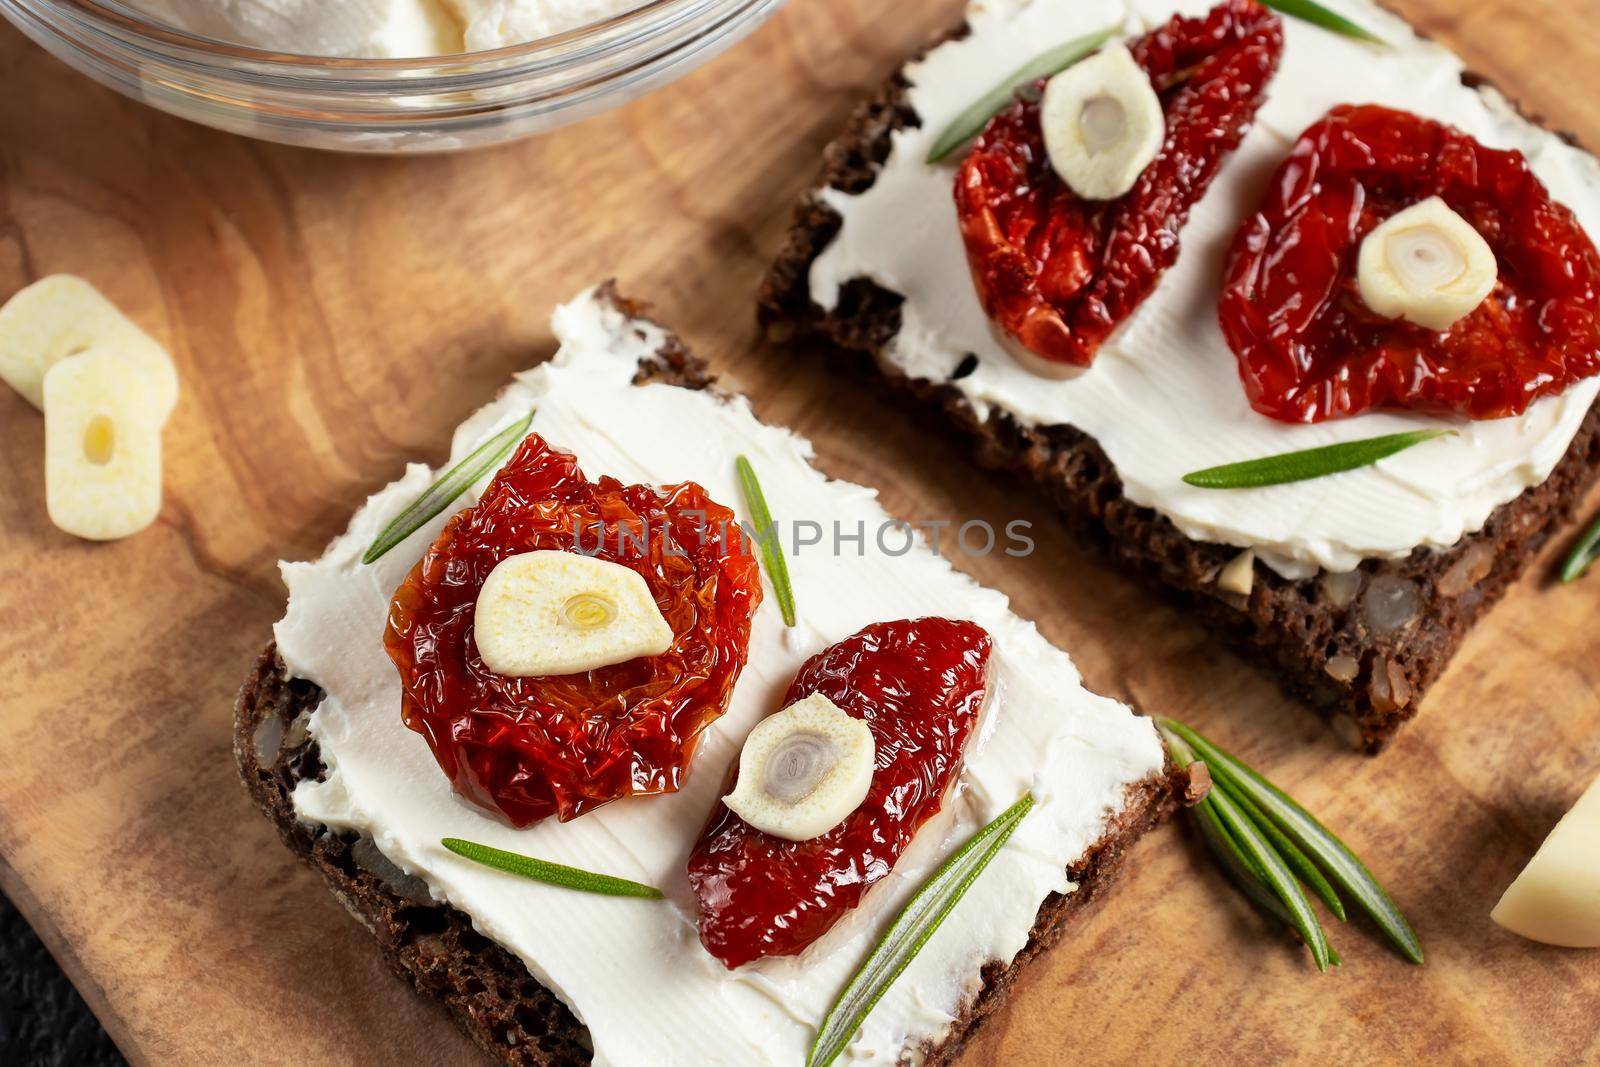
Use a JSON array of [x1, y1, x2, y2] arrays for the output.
[[761, 0, 1600, 750], [235, 285, 1183, 1065]]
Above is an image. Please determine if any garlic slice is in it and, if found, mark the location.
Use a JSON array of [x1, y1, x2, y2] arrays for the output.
[[44, 348, 164, 541], [1039, 44, 1165, 201], [1357, 197, 1497, 332], [1491, 771, 1600, 947], [723, 693, 875, 842], [0, 275, 178, 418], [473, 550, 674, 676]]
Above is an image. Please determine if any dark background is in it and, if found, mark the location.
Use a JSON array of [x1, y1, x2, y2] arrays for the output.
[[0, 892, 123, 1067]]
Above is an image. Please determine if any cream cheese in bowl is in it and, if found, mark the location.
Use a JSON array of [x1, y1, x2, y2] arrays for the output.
[[127, 0, 648, 57]]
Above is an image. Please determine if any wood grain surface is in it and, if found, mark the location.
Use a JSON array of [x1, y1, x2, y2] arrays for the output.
[[2, 1, 1599, 1064]]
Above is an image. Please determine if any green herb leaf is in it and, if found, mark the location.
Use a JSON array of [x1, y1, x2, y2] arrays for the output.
[[1196, 790, 1275, 900], [736, 455, 798, 627], [441, 838, 664, 899], [1192, 800, 1343, 966], [1181, 429, 1453, 490], [1166, 734, 1263, 892], [808, 793, 1034, 1067], [925, 26, 1118, 164], [363, 411, 535, 564], [1160, 719, 1424, 964], [1165, 728, 1331, 968], [1559, 510, 1600, 582], [1231, 786, 1345, 921], [1211, 781, 1332, 970], [1264, 0, 1384, 43]]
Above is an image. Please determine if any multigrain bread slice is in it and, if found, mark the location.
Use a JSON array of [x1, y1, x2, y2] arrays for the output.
[[235, 647, 1176, 1067], [234, 286, 1181, 1066], [757, 17, 1600, 754]]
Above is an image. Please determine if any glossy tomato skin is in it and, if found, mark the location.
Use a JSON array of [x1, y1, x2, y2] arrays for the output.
[[955, 0, 1283, 368], [688, 618, 993, 969], [384, 433, 762, 827], [1219, 104, 1600, 422]]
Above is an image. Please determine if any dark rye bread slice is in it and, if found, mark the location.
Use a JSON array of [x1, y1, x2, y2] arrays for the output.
[[234, 286, 1182, 1066], [757, 24, 1600, 753]]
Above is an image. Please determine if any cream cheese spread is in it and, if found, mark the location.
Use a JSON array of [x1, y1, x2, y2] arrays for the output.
[[129, 0, 645, 57], [278, 287, 1166, 1065], [808, 0, 1600, 578]]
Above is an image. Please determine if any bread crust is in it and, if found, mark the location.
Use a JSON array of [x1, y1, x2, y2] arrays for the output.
[[756, 27, 1600, 752], [235, 286, 1178, 1065]]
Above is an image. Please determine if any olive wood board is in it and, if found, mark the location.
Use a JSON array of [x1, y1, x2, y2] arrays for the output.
[[1, 0, 1598, 1063]]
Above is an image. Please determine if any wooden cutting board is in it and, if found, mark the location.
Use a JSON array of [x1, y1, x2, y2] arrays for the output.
[[2, 1, 1598, 1063]]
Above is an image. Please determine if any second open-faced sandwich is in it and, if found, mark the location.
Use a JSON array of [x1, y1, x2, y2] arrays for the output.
[[761, 0, 1600, 750]]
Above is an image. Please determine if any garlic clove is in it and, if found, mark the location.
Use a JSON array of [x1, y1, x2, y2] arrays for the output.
[[1040, 44, 1165, 201], [473, 550, 674, 676], [1357, 197, 1497, 332], [722, 692, 875, 842], [0, 275, 178, 418], [43, 348, 164, 541], [1492, 771, 1600, 948]]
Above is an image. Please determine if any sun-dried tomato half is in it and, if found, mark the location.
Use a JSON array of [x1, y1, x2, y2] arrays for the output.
[[688, 618, 993, 969], [384, 432, 762, 827], [955, 0, 1283, 370], [1219, 104, 1600, 422]]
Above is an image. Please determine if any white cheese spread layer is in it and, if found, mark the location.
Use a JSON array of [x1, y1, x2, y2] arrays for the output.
[[129, 0, 645, 57], [278, 287, 1166, 1066], [808, 0, 1600, 578]]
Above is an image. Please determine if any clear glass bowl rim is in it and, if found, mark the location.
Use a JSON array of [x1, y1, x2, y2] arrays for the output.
[[26, 0, 744, 77]]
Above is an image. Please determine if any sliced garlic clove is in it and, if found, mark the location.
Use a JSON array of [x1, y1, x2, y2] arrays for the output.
[[473, 550, 674, 676], [1039, 44, 1165, 201], [1217, 549, 1256, 596], [44, 348, 164, 541], [723, 692, 875, 842], [0, 275, 178, 418], [1357, 197, 1497, 332], [1491, 772, 1600, 947]]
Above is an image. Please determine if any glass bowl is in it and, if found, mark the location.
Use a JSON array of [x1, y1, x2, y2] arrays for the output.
[[0, 0, 786, 152]]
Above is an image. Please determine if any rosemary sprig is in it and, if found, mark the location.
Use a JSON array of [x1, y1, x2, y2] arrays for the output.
[[1181, 429, 1453, 489], [735, 455, 798, 626], [1161, 719, 1424, 964], [441, 838, 664, 899], [925, 26, 1117, 164], [808, 793, 1033, 1067], [1559, 510, 1600, 582], [1264, 0, 1384, 43], [1163, 728, 1331, 970], [363, 411, 535, 564]]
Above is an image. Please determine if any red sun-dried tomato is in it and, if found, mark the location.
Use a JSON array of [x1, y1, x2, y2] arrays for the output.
[[1219, 104, 1600, 422], [955, 0, 1283, 370], [384, 432, 762, 827], [688, 618, 992, 969]]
